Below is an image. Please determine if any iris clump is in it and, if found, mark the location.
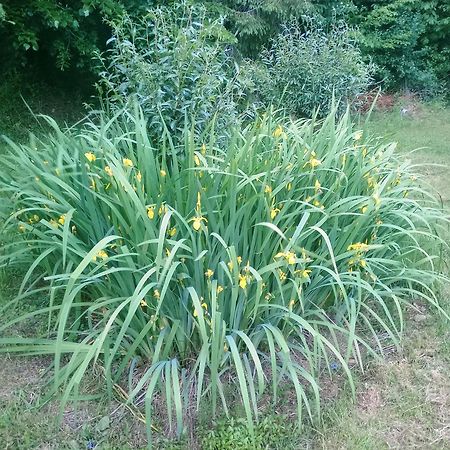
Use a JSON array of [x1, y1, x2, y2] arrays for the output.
[[0, 106, 446, 442]]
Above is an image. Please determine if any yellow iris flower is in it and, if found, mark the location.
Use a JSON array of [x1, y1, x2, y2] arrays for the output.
[[85, 152, 96, 162]]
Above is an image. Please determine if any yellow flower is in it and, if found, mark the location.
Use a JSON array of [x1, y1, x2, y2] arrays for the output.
[[239, 274, 248, 289], [289, 299, 296, 308], [18, 224, 26, 233], [314, 179, 321, 193], [347, 242, 369, 253], [168, 227, 177, 237], [160, 169, 167, 177], [286, 253, 296, 265], [136, 171, 142, 183], [217, 285, 224, 294], [286, 182, 292, 191], [361, 205, 368, 214], [275, 251, 296, 265], [58, 214, 65, 226], [367, 176, 377, 189], [158, 204, 168, 216], [264, 185, 272, 194], [273, 125, 283, 138], [201, 143, 207, 155], [85, 152, 96, 163], [192, 215, 207, 231], [28, 214, 40, 224], [193, 302, 208, 317], [153, 289, 160, 299], [71, 225, 77, 234], [303, 151, 322, 169], [372, 193, 381, 207], [359, 259, 367, 268], [147, 206, 155, 219], [295, 269, 311, 278], [92, 249, 108, 262], [105, 166, 113, 177], [227, 256, 242, 271], [123, 158, 133, 168], [205, 269, 214, 278], [194, 154, 201, 166], [353, 131, 363, 141], [278, 270, 287, 281], [270, 207, 280, 220], [140, 299, 148, 307], [308, 158, 321, 168], [376, 219, 383, 226], [313, 200, 321, 207]]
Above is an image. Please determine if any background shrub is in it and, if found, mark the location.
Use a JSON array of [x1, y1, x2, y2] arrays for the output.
[[0, 0, 147, 72], [352, 0, 448, 96], [0, 0, 448, 99], [256, 23, 374, 117], [97, 2, 242, 143]]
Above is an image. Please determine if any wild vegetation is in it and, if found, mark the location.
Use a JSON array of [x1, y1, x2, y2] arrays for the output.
[[0, 0, 449, 448]]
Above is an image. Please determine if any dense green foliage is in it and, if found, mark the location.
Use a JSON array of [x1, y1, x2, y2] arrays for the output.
[[0, 0, 149, 71], [205, 0, 354, 56], [0, 106, 446, 442], [1, 0, 448, 96], [352, 0, 450, 93]]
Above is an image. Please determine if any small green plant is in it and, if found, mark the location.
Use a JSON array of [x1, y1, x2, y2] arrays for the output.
[[0, 105, 446, 446], [258, 23, 374, 117], [200, 415, 298, 450]]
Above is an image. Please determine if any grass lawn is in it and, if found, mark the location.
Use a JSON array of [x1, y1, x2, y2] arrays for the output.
[[0, 99, 449, 449]]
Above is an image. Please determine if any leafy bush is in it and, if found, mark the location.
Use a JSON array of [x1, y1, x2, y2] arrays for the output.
[[0, 0, 147, 72], [352, 0, 448, 95], [258, 24, 374, 117], [97, 2, 241, 143], [203, 0, 355, 57], [0, 106, 446, 442]]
